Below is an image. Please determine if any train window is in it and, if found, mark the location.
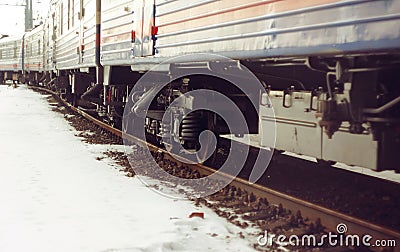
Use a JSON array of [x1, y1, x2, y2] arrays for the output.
[[38, 40, 41, 55], [71, 0, 74, 27], [79, 0, 84, 19], [60, 2, 63, 35]]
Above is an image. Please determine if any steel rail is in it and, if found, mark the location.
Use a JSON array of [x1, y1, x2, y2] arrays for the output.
[[31, 85, 400, 251]]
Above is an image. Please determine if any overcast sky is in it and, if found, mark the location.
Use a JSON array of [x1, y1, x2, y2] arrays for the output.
[[0, 0, 49, 36]]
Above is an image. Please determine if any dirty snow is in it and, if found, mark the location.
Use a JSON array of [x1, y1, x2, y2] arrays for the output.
[[0, 85, 258, 252]]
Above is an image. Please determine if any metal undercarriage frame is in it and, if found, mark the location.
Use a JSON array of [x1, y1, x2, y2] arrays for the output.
[[255, 55, 400, 172]]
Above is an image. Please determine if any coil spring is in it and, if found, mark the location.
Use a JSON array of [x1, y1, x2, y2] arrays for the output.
[[180, 112, 204, 141]]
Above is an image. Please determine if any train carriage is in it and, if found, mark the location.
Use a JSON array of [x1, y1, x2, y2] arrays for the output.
[[126, 0, 400, 171], [53, 0, 80, 70], [0, 36, 23, 84], [23, 25, 45, 85], [96, 0, 157, 126], [0, 0, 399, 172], [52, 0, 103, 69], [51, 0, 100, 105]]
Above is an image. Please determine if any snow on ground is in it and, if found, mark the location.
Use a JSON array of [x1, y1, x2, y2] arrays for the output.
[[0, 85, 259, 252]]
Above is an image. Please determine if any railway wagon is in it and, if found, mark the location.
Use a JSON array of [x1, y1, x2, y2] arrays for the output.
[[51, 0, 100, 106], [0, 0, 395, 172], [23, 25, 45, 85], [98, 0, 157, 126], [0, 36, 23, 84], [93, 0, 400, 171]]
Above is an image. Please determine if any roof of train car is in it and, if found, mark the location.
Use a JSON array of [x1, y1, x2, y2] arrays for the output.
[[24, 24, 45, 36], [0, 35, 23, 44]]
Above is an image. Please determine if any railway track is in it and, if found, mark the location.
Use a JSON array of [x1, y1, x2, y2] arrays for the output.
[[31, 85, 400, 251]]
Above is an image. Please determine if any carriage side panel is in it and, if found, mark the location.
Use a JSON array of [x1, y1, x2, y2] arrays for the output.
[[24, 26, 45, 73], [155, 0, 400, 58]]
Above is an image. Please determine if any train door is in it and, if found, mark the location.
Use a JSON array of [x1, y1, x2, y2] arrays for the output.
[[78, 0, 85, 64], [142, 0, 156, 56], [51, 10, 57, 71], [133, 0, 156, 57]]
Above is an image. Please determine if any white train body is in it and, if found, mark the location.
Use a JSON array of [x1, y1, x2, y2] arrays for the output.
[[1, 0, 399, 172]]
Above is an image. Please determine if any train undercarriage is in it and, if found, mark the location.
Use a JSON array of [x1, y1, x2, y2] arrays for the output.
[[36, 53, 400, 173], [0, 71, 22, 85]]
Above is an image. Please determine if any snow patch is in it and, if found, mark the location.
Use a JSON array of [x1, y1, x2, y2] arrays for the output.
[[0, 85, 258, 252]]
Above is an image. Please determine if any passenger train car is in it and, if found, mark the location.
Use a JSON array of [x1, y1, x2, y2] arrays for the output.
[[23, 25, 45, 85], [0, 35, 23, 84], [1, 0, 399, 173]]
